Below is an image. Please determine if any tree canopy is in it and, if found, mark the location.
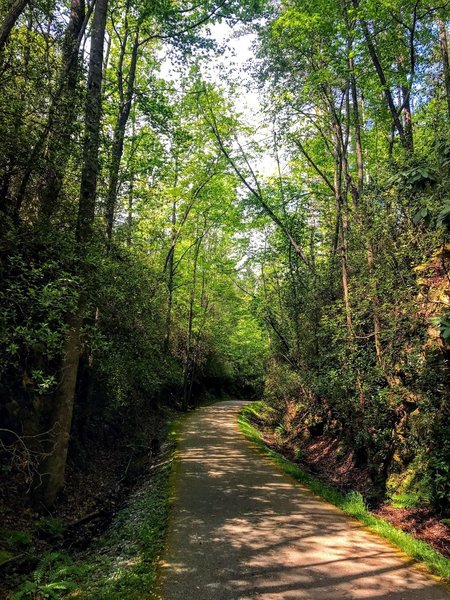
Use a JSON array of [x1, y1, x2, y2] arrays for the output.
[[0, 0, 449, 519]]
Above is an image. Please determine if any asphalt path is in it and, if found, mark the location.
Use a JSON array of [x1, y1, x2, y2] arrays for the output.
[[160, 400, 450, 599]]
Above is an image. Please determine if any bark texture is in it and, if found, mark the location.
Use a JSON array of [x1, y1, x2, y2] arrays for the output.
[[0, 0, 29, 52]]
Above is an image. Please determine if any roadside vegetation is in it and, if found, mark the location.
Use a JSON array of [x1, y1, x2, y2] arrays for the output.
[[238, 403, 450, 582], [7, 417, 182, 600]]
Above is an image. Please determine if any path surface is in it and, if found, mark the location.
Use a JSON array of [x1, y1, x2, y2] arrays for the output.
[[160, 401, 449, 599]]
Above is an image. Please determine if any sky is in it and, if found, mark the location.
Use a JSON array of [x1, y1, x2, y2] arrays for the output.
[[201, 22, 277, 176], [159, 21, 278, 178]]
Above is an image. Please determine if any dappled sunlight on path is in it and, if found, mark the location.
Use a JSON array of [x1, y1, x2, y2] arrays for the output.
[[160, 401, 449, 599]]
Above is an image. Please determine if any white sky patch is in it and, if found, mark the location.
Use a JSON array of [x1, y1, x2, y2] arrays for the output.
[[158, 21, 278, 178], [201, 22, 278, 178]]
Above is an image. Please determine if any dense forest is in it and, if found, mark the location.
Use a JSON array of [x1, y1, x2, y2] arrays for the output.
[[0, 0, 449, 593]]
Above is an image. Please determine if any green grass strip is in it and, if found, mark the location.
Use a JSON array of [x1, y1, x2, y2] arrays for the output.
[[238, 401, 450, 584]]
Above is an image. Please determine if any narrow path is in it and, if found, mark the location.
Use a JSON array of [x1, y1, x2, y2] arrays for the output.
[[160, 401, 449, 599]]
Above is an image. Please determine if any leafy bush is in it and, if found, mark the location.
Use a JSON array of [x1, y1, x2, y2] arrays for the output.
[[37, 518, 65, 539], [264, 361, 303, 408]]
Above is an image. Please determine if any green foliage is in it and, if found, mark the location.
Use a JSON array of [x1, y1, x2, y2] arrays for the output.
[[63, 419, 179, 600], [436, 313, 450, 341], [437, 203, 450, 230], [0, 230, 79, 385], [1, 0, 449, 590], [264, 362, 303, 408], [293, 446, 303, 461], [13, 552, 82, 599], [10, 416, 182, 599], [247, 0, 450, 510], [0, 550, 15, 565], [387, 459, 433, 508], [37, 518, 65, 539], [1, 529, 32, 548]]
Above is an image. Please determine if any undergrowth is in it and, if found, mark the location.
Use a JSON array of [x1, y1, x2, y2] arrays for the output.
[[12, 418, 182, 600], [238, 401, 450, 584]]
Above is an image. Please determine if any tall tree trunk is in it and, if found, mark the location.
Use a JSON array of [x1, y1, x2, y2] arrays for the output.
[[165, 198, 177, 351], [37, 0, 86, 221], [126, 170, 135, 246], [398, 53, 414, 153], [105, 28, 139, 241], [0, 0, 29, 52], [338, 198, 354, 336], [402, 87, 413, 152], [0, 12, 32, 218], [353, 0, 411, 150], [38, 0, 108, 507], [332, 115, 354, 337], [188, 270, 209, 406], [14, 0, 92, 218], [348, 53, 384, 364], [182, 235, 201, 411], [126, 110, 136, 246], [334, 102, 368, 412], [350, 63, 363, 195], [438, 17, 450, 120], [75, 0, 108, 245]]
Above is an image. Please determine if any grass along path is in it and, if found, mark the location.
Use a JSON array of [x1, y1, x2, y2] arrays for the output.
[[238, 402, 450, 585], [162, 400, 449, 599]]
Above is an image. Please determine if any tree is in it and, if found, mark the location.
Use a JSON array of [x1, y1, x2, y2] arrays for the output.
[[38, 0, 109, 507]]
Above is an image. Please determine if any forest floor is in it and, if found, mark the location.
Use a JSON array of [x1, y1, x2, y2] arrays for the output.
[[0, 408, 175, 599], [160, 400, 450, 599]]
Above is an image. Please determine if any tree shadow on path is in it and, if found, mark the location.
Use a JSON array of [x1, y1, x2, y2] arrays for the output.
[[160, 401, 449, 600]]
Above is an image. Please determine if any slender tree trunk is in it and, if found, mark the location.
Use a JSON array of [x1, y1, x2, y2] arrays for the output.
[[165, 198, 177, 351], [365, 240, 383, 361], [36, 306, 84, 507], [398, 53, 414, 153], [38, 0, 86, 221], [353, 0, 410, 150], [0, 13, 31, 218], [288, 246, 303, 362], [127, 171, 134, 246], [38, 0, 109, 507], [350, 63, 363, 195], [348, 53, 384, 364], [14, 0, 93, 218], [126, 111, 136, 246], [333, 117, 354, 337], [334, 102, 369, 413], [76, 0, 107, 244], [182, 236, 201, 411], [402, 87, 413, 152], [0, 0, 29, 52], [338, 199, 353, 336], [105, 28, 139, 241], [438, 17, 450, 119], [103, 31, 111, 71], [188, 270, 209, 406]]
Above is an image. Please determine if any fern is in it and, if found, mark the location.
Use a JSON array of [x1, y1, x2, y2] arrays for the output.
[[13, 551, 82, 599]]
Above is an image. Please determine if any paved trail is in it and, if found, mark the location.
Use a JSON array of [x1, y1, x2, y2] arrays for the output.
[[160, 401, 449, 599]]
